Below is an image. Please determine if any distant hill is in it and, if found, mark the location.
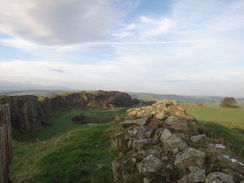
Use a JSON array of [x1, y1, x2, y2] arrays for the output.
[[0, 90, 80, 97], [1, 90, 243, 104], [129, 92, 244, 104]]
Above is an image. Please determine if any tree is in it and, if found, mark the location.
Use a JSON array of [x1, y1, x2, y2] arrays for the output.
[[219, 97, 238, 108]]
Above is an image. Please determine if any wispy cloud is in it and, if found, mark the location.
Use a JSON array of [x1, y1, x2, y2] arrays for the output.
[[139, 16, 176, 36]]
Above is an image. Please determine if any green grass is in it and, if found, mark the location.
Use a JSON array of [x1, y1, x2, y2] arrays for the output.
[[186, 105, 244, 158], [204, 101, 244, 107], [205, 122, 244, 158], [11, 124, 115, 183], [10, 106, 125, 183], [13, 107, 126, 143], [186, 106, 244, 129], [10, 106, 127, 182]]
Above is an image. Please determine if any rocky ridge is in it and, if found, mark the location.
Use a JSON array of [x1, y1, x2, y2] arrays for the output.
[[112, 100, 244, 183], [0, 95, 48, 132], [40, 91, 138, 113], [0, 104, 12, 183], [0, 91, 138, 132]]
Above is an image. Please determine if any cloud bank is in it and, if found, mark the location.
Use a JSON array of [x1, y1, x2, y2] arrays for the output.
[[0, 0, 244, 96]]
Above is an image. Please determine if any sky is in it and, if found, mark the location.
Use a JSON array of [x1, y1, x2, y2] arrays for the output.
[[0, 0, 244, 97]]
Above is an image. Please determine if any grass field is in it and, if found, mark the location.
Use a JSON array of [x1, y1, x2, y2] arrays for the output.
[[186, 106, 244, 130], [10, 107, 126, 183], [13, 107, 126, 143], [186, 105, 244, 157], [204, 101, 244, 107], [11, 124, 114, 183]]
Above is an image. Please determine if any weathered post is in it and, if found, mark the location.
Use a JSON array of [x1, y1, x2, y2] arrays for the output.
[[0, 104, 12, 183]]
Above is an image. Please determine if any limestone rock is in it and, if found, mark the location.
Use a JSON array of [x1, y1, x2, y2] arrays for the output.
[[160, 128, 173, 141], [174, 148, 206, 168], [177, 175, 188, 183], [208, 143, 227, 153], [188, 166, 206, 182], [204, 172, 234, 183], [141, 155, 163, 177], [155, 111, 167, 120], [160, 129, 188, 151], [120, 116, 150, 128], [218, 155, 244, 174], [165, 116, 188, 131], [143, 177, 152, 183], [133, 139, 151, 150], [137, 149, 161, 159], [190, 134, 207, 143], [163, 135, 188, 151]]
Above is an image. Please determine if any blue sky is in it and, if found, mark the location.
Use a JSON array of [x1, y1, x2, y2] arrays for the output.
[[0, 0, 244, 96]]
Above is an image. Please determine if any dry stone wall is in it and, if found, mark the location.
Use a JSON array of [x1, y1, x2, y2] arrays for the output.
[[0, 104, 12, 183], [112, 100, 244, 183]]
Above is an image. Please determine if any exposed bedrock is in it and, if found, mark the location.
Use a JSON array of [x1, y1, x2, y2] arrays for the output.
[[0, 96, 47, 132]]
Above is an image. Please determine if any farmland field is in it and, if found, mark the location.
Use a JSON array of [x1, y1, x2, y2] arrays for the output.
[[186, 106, 244, 130]]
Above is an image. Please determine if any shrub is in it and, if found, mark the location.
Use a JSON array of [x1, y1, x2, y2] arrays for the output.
[[219, 97, 239, 108]]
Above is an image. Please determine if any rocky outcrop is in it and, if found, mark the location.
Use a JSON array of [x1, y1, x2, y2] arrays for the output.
[[0, 91, 137, 132], [39, 91, 139, 113], [112, 100, 244, 183], [0, 96, 47, 132], [0, 104, 12, 183]]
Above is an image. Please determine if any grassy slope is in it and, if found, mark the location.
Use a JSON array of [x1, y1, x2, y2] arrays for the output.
[[10, 107, 125, 183], [14, 107, 126, 143], [186, 105, 244, 157], [204, 122, 244, 158]]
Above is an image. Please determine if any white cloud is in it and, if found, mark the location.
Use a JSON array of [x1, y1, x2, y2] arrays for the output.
[[0, 0, 119, 45], [142, 17, 176, 36], [1, 59, 243, 96], [0, 0, 244, 97], [0, 38, 41, 51]]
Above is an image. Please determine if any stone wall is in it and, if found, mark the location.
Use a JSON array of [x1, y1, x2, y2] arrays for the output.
[[112, 100, 244, 183], [0, 96, 47, 132], [0, 104, 12, 183]]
